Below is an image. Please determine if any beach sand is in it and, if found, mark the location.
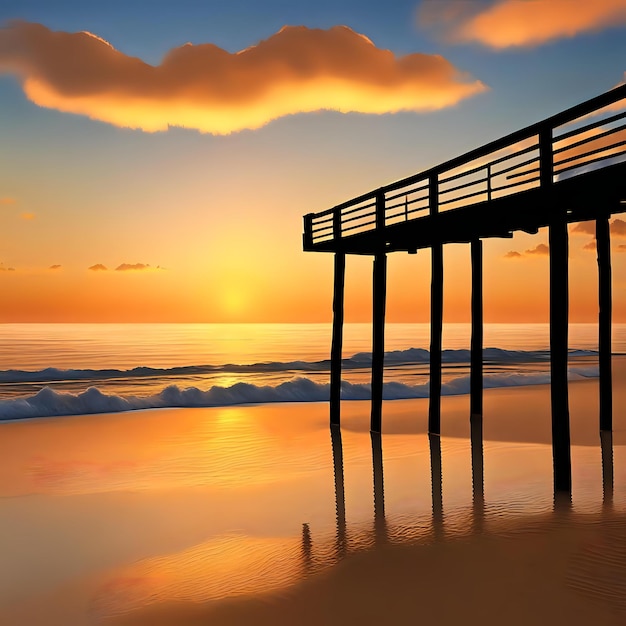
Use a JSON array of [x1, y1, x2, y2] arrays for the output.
[[0, 359, 625, 625]]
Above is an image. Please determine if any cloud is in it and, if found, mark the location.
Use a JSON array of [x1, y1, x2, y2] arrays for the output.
[[0, 264, 16, 271], [0, 196, 16, 205], [20, 212, 35, 220], [571, 221, 595, 235], [573, 75, 626, 123], [88, 263, 108, 271], [48, 264, 62, 270], [618, 244, 626, 252], [583, 240, 597, 251], [611, 218, 626, 236], [525, 243, 549, 256], [115, 263, 151, 271], [420, 0, 626, 49], [0, 21, 487, 134], [503, 243, 550, 258], [571, 218, 626, 238]]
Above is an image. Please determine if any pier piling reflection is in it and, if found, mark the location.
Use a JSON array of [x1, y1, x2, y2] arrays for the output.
[[371, 431, 387, 543]]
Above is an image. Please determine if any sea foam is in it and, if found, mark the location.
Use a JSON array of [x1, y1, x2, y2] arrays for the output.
[[0, 367, 598, 421]]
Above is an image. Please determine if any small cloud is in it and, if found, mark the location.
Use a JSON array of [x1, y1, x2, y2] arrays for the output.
[[88, 263, 108, 271], [571, 221, 595, 235], [583, 241, 597, 251], [20, 212, 35, 220], [525, 243, 549, 256], [0, 264, 16, 271], [420, 0, 626, 49], [617, 244, 626, 253], [48, 264, 62, 270], [0, 197, 16, 205], [115, 263, 150, 271], [503, 250, 522, 259], [611, 218, 626, 237]]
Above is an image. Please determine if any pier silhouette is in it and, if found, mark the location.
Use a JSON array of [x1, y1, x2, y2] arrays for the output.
[[303, 85, 626, 493]]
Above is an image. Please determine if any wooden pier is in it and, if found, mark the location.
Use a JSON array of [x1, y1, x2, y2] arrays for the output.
[[303, 85, 626, 492]]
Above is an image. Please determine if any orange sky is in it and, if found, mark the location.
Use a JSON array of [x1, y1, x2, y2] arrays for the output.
[[1, 5, 626, 323]]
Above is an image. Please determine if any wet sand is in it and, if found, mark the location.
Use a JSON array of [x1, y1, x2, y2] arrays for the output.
[[0, 359, 625, 625]]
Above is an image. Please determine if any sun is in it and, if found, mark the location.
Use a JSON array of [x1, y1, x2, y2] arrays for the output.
[[220, 288, 249, 319]]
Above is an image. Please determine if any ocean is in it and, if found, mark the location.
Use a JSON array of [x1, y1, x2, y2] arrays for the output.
[[2, 324, 625, 625], [0, 323, 620, 419]]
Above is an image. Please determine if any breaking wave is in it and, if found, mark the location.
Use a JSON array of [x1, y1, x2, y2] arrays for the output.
[[0, 347, 598, 384], [0, 366, 599, 421]]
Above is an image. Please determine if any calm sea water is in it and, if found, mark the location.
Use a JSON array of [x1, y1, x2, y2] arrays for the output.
[[1, 323, 622, 370], [0, 323, 622, 418]]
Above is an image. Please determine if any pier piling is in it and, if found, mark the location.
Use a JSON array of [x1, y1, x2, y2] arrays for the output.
[[597, 215, 612, 432], [370, 252, 387, 433], [470, 239, 483, 418], [429, 242, 443, 434], [330, 252, 345, 425], [549, 216, 572, 492]]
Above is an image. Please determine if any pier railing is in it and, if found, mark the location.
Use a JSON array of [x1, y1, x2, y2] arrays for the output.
[[304, 84, 626, 249]]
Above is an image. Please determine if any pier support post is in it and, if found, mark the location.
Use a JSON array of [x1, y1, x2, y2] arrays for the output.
[[597, 216, 612, 432], [549, 217, 572, 492], [371, 252, 387, 433], [470, 239, 483, 418], [429, 243, 443, 434], [330, 252, 346, 425]]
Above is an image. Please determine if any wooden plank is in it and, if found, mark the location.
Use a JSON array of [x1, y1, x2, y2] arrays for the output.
[[330, 253, 345, 425], [370, 252, 387, 433], [597, 216, 613, 432]]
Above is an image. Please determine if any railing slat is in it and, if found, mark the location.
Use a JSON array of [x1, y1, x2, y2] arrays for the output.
[[439, 175, 488, 196], [491, 175, 541, 194], [554, 108, 626, 142], [439, 188, 489, 207], [342, 219, 377, 234], [553, 122, 626, 156], [553, 138, 626, 171]]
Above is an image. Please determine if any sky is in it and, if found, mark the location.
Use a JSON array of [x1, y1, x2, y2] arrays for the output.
[[0, 0, 625, 323]]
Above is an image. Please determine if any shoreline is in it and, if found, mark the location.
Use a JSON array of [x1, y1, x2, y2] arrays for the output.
[[0, 355, 617, 424], [2, 356, 624, 449]]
